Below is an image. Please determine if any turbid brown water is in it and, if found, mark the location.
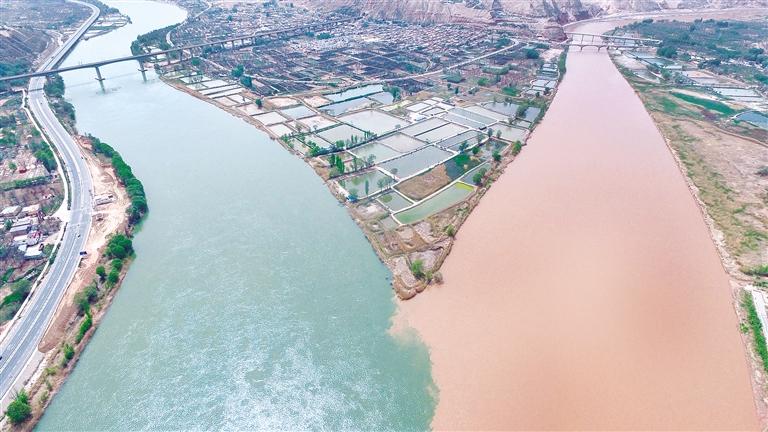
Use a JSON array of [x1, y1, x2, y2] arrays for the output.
[[399, 21, 759, 430]]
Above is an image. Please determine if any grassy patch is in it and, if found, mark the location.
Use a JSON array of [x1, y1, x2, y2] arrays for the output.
[[743, 292, 768, 373], [670, 92, 736, 116]]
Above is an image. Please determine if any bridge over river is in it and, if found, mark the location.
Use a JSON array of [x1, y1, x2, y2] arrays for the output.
[[566, 32, 661, 50], [0, 17, 357, 88]]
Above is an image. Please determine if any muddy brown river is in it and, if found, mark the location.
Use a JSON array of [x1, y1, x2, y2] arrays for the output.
[[399, 20, 759, 430]]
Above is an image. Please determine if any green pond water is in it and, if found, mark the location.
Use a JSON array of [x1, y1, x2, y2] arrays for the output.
[[395, 183, 475, 224], [36, 1, 435, 430]]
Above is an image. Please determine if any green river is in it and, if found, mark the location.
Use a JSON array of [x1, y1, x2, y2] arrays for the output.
[[36, 1, 435, 429]]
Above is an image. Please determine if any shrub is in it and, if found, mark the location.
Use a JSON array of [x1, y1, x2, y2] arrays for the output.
[[74, 284, 98, 314], [511, 141, 522, 156], [445, 225, 455, 238], [410, 260, 425, 279], [62, 343, 74, 366], [492, 151, 501, 162], [75, 312, 93, 344]]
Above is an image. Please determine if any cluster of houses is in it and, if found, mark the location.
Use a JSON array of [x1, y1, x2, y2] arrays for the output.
[[1, 203, 46, 260]]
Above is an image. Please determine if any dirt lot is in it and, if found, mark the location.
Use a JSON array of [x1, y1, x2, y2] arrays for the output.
[[396, 164, 452, 200]]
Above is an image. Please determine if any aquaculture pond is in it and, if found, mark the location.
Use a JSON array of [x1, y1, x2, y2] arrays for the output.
[[348, 142, 401, 164], [321, 98, 376, 116], [368, 92, 395, 105], [317, 124, 369, 145], [324, 84, 384, 103], [482, 101, 519, 117], [449, 108, 496, 127], [394, 182, 475, 224], [377, 191, 413, 212], [439, 130, 480, 150], [339, 110, 409, 135], [380, 146, 454, 179], [279, 105, 316, 119], [464, 105, 508, 122], [400, 118, 447, 137], [459, 162, 490, 184], [446, 154, 483, 180], [416, 123, 468, 143], [493, 124, 527, 142], [736, 111, 768, 130], [442, 113, 487, 130], [378, 133, 426, 153], [337, 169, 393, 198]]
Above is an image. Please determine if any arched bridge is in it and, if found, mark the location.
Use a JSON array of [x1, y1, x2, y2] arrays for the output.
[[565, 32, 661, 51], [0, 17, 357, 86]]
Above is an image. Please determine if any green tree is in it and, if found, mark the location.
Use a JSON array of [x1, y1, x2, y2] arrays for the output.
[[107, 269, 120, 285], [5, 390, 31, 425], [473, 168, 487, 186], [106, 234, 133, 259], [239, 76, 253, 88]]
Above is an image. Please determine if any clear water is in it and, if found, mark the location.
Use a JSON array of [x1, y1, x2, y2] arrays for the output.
[[324, 84, 384, 103], [36, 1, 435, 430], [380, 146, 453, 179]]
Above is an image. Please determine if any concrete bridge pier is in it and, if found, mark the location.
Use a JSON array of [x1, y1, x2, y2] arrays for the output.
[[94, 66, 105, 92], [137, 60, 148, 82]]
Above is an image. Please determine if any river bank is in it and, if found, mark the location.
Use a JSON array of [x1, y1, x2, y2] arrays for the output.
[[12, 133, 137, 430], [604, 8, 768, 420], [398, 12, 760, 430], [35, 1, 436, 429]]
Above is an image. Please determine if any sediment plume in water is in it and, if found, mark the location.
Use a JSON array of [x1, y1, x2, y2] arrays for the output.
[[399, 33, 758, 430]]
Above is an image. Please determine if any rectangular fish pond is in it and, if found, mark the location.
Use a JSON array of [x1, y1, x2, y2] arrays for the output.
[[379, 145, 454, 179], [377, 190, 413, 212], [324, 84, 384, 103], [336, 169, 394, 199], [394, 182, 475, 224], [317, 124, 370, 147], [348, 142, 402, 164], [339, 110, 409, 135], [378, 133, 426, 153]]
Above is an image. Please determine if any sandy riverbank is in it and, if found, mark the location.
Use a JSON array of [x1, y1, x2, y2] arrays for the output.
[[397, 16, 759, 430]]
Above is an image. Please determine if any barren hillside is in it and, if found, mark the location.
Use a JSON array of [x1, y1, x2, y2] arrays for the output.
[[300, 0, 768, 23]]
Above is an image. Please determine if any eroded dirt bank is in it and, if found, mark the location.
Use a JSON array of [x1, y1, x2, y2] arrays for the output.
[[398, 20, 759, 430]]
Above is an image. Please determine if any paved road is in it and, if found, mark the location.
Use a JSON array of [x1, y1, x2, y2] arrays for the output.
[[0, 0, 98, 402]]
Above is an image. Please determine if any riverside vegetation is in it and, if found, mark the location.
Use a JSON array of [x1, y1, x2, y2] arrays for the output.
[[4, 133, 146, 426]]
